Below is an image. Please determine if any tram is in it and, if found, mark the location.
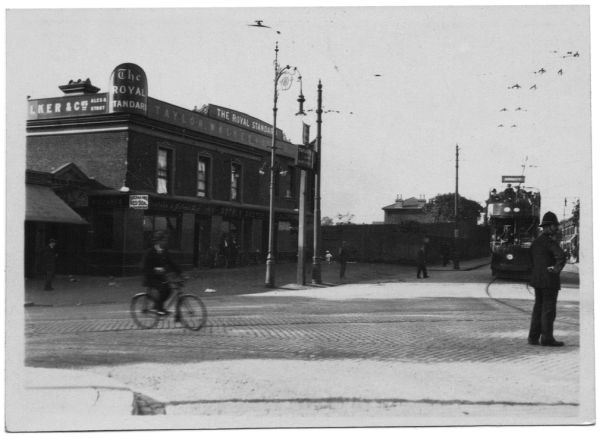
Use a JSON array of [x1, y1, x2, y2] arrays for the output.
[[486, 176, 541, 278]]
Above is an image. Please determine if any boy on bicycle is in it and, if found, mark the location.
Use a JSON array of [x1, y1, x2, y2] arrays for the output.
[[142, 230, 182, 315]]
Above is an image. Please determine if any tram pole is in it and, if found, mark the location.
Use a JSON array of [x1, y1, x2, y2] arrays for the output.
[[453, 144, 460, 270]]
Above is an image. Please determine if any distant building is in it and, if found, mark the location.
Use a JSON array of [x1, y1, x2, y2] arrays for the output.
[[382, 196, 433, 224], [559, 216, 579, 262]]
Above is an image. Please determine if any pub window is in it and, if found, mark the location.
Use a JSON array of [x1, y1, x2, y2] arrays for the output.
[[230, 162, 242, 201], [197, 156, 210, 197], [157, 148, 172, 194], [143, 213, 182, 250], [93, 210, 114, 249]]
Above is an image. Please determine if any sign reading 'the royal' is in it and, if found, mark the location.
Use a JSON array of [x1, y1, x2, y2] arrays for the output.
[[109, 63, 148, 115]]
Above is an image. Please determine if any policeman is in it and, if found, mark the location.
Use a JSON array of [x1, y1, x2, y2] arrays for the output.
[[528, 211, 567, 346]]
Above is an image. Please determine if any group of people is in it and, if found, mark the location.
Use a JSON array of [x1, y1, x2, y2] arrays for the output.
[[488, 184, 538, 206]]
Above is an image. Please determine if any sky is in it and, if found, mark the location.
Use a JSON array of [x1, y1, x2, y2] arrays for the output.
[[6, 3, 592, 224]]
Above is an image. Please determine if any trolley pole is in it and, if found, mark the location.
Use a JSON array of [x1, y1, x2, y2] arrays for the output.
[[453, 144, 460, 270], [311, 80, 323, 284]]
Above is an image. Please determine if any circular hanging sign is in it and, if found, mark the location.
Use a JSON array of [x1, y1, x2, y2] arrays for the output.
[[278, 73, 293, 91]]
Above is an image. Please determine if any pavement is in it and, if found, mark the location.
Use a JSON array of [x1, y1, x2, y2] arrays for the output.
[[10, 257, 588, 431]]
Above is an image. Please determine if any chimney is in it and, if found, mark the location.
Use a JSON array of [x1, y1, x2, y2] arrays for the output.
[[59, 78, 100, 95]]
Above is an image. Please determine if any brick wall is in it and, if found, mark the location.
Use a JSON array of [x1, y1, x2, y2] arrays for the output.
[[127, 130, 298, 208], [323, 223, 490, 264], [27, 131, 128, 189]]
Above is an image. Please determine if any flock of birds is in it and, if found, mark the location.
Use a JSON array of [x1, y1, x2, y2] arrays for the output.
[[497, 50, 581, 129]]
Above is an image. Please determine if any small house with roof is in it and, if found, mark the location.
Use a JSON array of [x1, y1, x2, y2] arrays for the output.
[[382, 196, 433, 224]]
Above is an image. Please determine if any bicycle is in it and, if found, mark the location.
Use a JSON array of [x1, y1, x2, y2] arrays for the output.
[[130, 278, 208, 331]]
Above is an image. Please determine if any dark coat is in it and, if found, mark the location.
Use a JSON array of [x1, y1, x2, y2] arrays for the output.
[[142, 246, 181, 288], [338, 246, 349, 263], [40, 245, 58, 271], [416, 248, 426, 266], [530, 233, 566, 290]]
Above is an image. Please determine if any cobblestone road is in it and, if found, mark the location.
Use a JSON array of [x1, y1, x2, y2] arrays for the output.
[[22, 276, 587, 425], [25, 286, 579, 369]]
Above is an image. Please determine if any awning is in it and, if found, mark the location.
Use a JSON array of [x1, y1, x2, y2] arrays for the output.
[[26, 185, 88, 225]]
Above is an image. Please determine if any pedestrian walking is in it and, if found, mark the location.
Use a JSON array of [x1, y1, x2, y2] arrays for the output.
[[528, 211, 567, 347], [338, 242, 348, 279], [325, 250, 333, 264], [416, 243, 429, 279], [41, 238, 58, 291]]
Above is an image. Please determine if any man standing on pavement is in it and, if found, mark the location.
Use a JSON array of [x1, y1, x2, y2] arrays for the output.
[[528, 211, 567, 347], [338, 241, 349, 279], [416, 243, 429, 279], [41, 238, 58, 291]]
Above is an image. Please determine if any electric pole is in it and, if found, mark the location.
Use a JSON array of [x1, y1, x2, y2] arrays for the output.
[[454, 144, 460, 270]]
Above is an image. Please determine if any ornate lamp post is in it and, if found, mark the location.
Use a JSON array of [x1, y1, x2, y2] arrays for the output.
[[265, 42, 299, 288]]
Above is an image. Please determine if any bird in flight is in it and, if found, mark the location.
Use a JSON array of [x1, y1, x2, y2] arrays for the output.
[[535, 68, 546, 74], [508, 84, 521, 89], [248, 20, 270, 28], [529, 84, 537, 90], [573, 51, 580, 57], [558, 69, 563, 75], [500, 108, 508, 112], [374, 74, 382, 77], [515, 107, 526, 111], [498, 124, 504, 128], [511, 124, 517, 128]]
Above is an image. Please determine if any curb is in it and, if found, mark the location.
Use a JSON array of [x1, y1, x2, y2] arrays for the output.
[[133, 393, 167, 415]]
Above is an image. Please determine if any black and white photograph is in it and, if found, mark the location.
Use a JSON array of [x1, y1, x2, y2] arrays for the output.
[[4, 1, 596, 433]]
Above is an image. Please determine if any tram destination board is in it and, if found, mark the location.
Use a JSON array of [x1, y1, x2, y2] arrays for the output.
[[502, 175, 525, 183]]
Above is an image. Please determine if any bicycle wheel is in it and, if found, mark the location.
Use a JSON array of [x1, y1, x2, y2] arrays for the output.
[[176, 294, 208, 331], [130, 293, 160, 329]]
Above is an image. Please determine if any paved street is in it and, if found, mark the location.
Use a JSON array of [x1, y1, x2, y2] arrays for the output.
[[17, 261, 590, 429]]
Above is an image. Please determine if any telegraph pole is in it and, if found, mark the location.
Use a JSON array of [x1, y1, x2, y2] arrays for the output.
[[453, 144, 460, 270], [296, 124, 309, 285], [311, 81, 323, 284]]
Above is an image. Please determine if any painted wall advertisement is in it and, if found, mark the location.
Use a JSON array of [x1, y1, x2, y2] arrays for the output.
[[28, 94, 109, 119]]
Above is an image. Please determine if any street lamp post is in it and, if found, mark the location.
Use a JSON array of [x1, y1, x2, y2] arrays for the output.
[[265, 42, 296, 288]]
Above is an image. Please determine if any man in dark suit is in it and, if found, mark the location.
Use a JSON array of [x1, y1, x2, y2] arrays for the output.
[[41, 238, 58, 291], [338, 241, 349, 279], [142, 231, 182, 315], [528, 211, 567, 347]]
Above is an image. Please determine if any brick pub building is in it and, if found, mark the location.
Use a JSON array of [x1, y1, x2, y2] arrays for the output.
[[26, 63, 311, 276]]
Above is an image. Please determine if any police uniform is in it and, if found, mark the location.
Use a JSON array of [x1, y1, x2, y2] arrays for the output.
[[528, 212, 566, 346]]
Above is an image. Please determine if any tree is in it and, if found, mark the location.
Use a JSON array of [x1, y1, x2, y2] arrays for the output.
[[335, 212, 355, 225], [423, 193, 483, 224], [321, 216, 334, 226]]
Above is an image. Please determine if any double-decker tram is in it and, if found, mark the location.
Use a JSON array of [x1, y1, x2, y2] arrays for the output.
[[486, 176, 541, 278]]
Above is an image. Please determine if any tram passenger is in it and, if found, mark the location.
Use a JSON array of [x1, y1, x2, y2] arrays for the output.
[[489, 188, 499, 201], [504, 184, 515, 201]]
